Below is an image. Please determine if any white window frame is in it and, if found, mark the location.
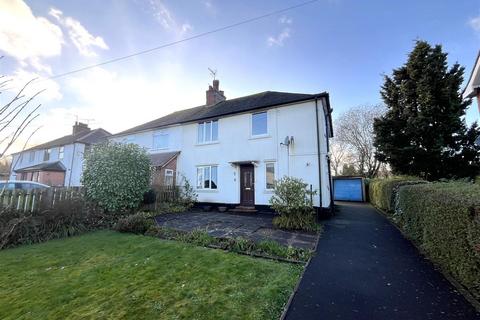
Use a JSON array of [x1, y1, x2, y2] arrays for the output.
[[43, 148, 51, 161], [164, 169, 174, 186], [265, 162, 276, 190], [251, 111, 268, 137], [196, 165, 218, 190], [197, 120, 218, 144], [58, 146, 64, 160], [153, 132, 169, 150]]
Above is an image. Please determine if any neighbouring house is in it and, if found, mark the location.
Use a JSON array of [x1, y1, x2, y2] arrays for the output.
[[9, 122, 111, 186], [463, 50, 480, 145], [110, 80, 334, 214]]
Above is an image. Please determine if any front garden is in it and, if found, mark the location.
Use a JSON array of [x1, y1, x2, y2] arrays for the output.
[[0, 231, 302, 320]]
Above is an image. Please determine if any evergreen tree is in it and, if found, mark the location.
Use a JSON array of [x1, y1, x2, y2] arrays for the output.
[[374, 40, 480, 180]]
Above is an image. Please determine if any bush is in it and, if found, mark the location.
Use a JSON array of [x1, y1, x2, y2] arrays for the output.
[[82, 142, 152, 213], [114, 212, 154, 234], [269, 177, 318, 231], [396, 182, 480, 299], [177, 174, 197, 210], [369, 176, 424, 212], [0, 197, 115, 250], [142, 189, 156, 205]]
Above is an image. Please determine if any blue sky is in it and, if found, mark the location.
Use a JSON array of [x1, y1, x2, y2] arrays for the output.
[[0, 0, 479, 149]]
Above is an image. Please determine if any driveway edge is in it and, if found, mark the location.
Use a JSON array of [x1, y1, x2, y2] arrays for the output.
[[371, 204, 480, 313], [279, 232, 321, 320]]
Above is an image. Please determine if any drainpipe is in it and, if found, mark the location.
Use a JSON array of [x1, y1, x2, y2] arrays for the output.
[[314, 98, 323, 217], [324, 106, 334, 213], [67, 143, 77, 187]]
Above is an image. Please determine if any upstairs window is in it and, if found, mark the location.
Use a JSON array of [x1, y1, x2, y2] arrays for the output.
[[196, 165, 218, 189], [43, 148, 51, 161], [122, 136, 135, 144], [58, 146, 64, 159], [252, 112, 267, 136], [153, 132, 169, 150], [198, 120, 218, 144], [29, 151, 35, 163]]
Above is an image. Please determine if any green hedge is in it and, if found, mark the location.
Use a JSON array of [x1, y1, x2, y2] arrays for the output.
[[369, 176, 424, 212], [396, 182, 480, 299]]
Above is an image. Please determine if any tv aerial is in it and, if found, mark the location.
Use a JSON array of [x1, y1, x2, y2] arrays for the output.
[[208, 67, 217, 80]]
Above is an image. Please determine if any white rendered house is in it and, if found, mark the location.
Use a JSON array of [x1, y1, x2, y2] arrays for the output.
[[9, 122, 111, 187], [111, 80, 334, 213]]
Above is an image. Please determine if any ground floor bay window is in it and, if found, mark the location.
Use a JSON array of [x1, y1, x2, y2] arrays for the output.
[[197, 165, 218, 189]]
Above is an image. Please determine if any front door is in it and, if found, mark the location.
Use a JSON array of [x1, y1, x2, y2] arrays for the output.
[[240, 165, 255, 206]]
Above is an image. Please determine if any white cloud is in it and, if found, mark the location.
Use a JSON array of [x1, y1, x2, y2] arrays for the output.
[[468, 15, 480, 34], [148, 0, 193, 37], [0, 0, 63, 72], [267, 16, 293, 47], [267, 28, 291, 47], [8, 69, 62, 101], [49, 8, 108, 57]]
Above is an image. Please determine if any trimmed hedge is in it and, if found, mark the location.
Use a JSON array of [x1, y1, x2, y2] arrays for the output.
[[369, 176, 425, 212], [396, 182, 480, 299]]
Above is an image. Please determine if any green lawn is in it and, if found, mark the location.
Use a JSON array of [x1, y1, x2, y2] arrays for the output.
[[0, 231, 302, 320]]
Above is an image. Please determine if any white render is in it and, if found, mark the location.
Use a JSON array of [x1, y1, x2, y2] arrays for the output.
[[10, 142, 86, 186], [111, 97, 333, 209]]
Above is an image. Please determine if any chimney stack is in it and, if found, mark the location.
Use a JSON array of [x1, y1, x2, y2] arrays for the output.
[[206, 79, 226, 105], [72, 121, 91, 135]]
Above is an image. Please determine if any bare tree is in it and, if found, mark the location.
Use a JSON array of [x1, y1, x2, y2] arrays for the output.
[[335, 105, 385, 178], [0, 58, 42, 160], [330, 138, 352, 176]]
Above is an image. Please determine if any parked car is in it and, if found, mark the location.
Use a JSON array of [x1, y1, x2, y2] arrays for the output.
[[0, 180, 50, 191]]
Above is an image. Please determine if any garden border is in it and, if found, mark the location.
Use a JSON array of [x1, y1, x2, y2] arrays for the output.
[[279, 232, 320, 320], [372, 204, 480, 313]]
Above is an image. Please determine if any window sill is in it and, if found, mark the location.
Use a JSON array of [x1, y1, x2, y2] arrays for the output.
[[196, 141, 219, 146], [196, 189, 219, 193], [249, 134, 270, 140]]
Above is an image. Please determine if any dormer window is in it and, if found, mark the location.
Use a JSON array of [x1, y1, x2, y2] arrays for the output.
[[198, 120, 218, 144], [153, 132, 169, 150]]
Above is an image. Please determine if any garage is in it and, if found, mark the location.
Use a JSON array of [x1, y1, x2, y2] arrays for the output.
[[333, 177, 365, 202]]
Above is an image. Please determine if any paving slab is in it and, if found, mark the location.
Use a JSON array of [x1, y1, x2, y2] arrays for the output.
[[154, 211, 318, 249]]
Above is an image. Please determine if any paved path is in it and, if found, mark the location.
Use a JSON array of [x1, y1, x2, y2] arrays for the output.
[[155, 211, 318, 249], [285, 202, 480, 320]]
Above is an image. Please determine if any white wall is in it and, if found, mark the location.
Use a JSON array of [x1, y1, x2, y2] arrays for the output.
[[9, 143, 86, 186], [113, 99, 332, 208]]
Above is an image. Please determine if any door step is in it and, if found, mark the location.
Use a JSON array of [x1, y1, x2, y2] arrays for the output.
[[228, 206, 258, 214]]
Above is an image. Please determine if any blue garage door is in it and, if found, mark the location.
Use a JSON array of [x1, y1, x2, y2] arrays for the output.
[[333, 178, 364, 201]]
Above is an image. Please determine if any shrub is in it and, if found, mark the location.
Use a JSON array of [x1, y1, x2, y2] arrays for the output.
[[114, 212, 154, 234], [369, 176, 424, 212], [142, 189, 156, 205], [177, 174, 197, 210], [0, 197, 115, 250], [82, 142, 152, 213], [396, 182, 480, 299], [269, 177, 318, 231]]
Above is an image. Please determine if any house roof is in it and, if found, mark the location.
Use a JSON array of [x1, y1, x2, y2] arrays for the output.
[[114, 91, 331, 137], [149, 151, 180, 167], [16, 128, 111, 154], [463, 50, 480, 100], [15, 161, 66, 172]]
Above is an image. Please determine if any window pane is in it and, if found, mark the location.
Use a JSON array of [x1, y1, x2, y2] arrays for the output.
[[29, 151, 35, 162], [211, 120, 218, 141], [154, 134, 168, 149], [205, 121, 212, 142], [197, 168, 203, 188], [204, 166, 210, 188], [211, 166, 217, 189], [198, 123, 204, 143], [266, 163, 275, 189], [252, 112, 267, 136]]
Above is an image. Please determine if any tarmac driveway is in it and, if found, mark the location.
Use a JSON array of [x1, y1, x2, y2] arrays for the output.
[[285, 202, 480, 320]]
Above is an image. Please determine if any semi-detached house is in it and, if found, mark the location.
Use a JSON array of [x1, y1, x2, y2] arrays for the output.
[[111, 80, 334, 214]]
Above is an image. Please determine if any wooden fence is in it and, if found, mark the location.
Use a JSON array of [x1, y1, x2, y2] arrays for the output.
[[0, 187, 84, 213]]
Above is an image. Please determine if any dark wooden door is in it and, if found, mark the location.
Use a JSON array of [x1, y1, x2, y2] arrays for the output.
[[240, 165, 255, 206]]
